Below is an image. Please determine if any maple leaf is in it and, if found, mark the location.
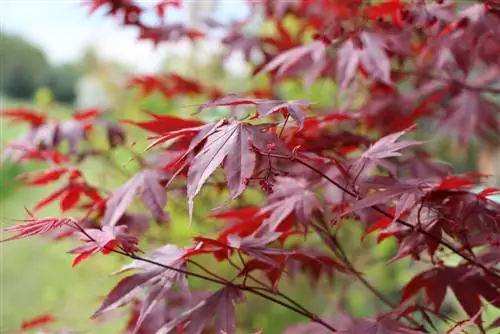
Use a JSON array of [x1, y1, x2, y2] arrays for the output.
[[188, 208, 296, 263], [73, 107, 102, 121], [337, 32, 391, 88], [69, 225, 138, 267], [1, 211, 77, 243], [401, 265, 500, 327], [138, 24, 204, 46], [260, 176, 322, 233], [20, 313, 57, 331], [28, 173, 103, 213], [145, 119, 222, 153], [202, 207, 284, 258], [362, 128, 423, 161], [259, 41, 327, 85], [156, 286, 244, 334], [198, 95, 311, 129], [186, 121, 284, 221], [14, 147, 70, 165], [439, 90, 500, 143], [128, 74, 219, 100], [102, 121, 126, 148], [334, 317, 425, 333], [103, 169, 170, 227], [92, 244, 188, 326], [241, 248, 346, 289], [155, 0, 181, 19], [0, 108, 46, 127], [17, 168, 68, 186], [347, 176, 440, 222], [123, 110, 205, 135], [363, 0, 404, 21], [84, 0, 131, 15], [57, 119, 87, 153], [351, 128, 423, 178], [115, 213, 150, 237], [124, 292, 210, 334]]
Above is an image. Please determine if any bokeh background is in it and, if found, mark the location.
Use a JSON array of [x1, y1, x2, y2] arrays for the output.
[[1, 1, 500, 333]]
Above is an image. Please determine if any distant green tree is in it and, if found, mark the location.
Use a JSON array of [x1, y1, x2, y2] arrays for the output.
[[0, 33, 51, 99], [46, 63, 81, 104]]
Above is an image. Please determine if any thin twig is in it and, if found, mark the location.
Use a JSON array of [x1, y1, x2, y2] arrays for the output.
[[71, 223, 337, 332], [312, 220, 427, 332], [257, 151, 500, 281]]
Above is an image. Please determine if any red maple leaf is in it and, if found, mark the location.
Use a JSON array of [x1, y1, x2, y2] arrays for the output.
[[1, 210, 77, 243], [69, 225, 139, 267], [0, 108, 46, 127], [20, 313, 57, 331], [337, 32, 392, 88]]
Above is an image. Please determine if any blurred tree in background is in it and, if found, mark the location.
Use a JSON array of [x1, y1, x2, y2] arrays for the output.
[[0, 33, 51, 99], [0, 33, 82, 104], [46, 63, 81, 104]]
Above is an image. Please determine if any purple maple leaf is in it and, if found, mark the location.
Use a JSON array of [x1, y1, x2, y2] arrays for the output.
[[259, 41, 327, 84], [157, 286, 245, 334], [261, 176, 322, 229], [347, 176, 440, 222], [351, 128, 424, 179], [198, 95, 311, 129], [102, 170, 170, 227], [92, 244, 188, 325], [187, 121, 285, 222], [337, 32, 391, 88], [440, 90, 499, 143]]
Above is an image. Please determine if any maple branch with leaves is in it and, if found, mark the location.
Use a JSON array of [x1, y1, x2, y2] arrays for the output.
[[3, 0, 500, 333]]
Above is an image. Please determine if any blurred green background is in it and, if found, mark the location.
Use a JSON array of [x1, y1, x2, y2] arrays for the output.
[[1, 8, 500, 334]]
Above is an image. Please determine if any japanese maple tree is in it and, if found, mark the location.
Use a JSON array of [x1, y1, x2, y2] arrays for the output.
[[3, 0, 500, 333]]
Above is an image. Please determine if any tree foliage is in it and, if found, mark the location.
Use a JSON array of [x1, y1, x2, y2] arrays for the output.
[[0, 33, 81, 103], [0, 33, 51, 99], [2, 0, 500, 333]]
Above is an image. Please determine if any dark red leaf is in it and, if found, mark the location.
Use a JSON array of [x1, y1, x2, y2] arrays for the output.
[[187, 121, 269, 221], [1, 108, 46, 127], [103, 170, 170, 227], [123, 111, 204, 135], [337, 32, 391, 88], [69, 225, 138, 267], [17, 168, 68, 186], [157, 286, 244, 334], [92, 244, 188, 321], [198, 95, 311, 129], [1, 212, 76, 242], [20, 313, 57, 331]]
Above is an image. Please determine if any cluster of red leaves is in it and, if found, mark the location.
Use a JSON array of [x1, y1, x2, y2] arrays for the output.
[[1, 107, 125, 164], [3, 0, 500, 333], [84, 0, 203, 46], [128, 74, 223, 100]]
